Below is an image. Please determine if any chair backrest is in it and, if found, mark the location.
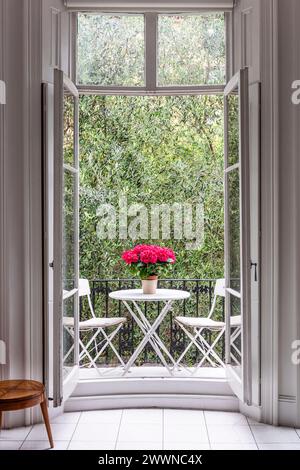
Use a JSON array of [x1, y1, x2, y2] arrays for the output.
[[214, 278, 226, 298], [207, 278, 225, 320], [79, 278, 96, 319], [79, 278, 91, 297]]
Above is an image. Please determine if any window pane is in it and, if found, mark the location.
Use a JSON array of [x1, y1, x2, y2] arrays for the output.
[[77, 14, 145, 86], [63, 295, 75, 371], [227, 92, 239, 167], [158, 14, 226, 86], [63, 170, 76, 291], [64, 92, 75, 166], [227, 168, 240, 293]]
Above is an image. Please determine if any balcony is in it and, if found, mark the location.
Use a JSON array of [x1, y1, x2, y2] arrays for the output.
[[78, 278, 225, 378]]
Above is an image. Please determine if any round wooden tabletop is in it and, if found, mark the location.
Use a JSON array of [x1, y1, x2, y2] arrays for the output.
[[0, 380, 45, 404]]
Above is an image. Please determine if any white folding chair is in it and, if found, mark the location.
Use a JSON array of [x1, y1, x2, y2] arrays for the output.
[[63, 279, 126, 373], [175, 279, 242, 372]]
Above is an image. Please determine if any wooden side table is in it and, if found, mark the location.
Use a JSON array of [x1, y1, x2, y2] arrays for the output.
[[0, 380, 54, 448]]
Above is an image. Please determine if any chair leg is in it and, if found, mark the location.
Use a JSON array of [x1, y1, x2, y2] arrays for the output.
[[40, 399, 54, 449]]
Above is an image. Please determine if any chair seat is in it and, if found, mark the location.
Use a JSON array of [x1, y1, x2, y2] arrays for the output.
[[230, 315, 242, 327], [63, 316, 126, 329], [175, 316, 225, 330]]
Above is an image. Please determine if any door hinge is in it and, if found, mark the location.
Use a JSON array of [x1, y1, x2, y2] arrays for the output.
[[49, 261, 54, 269]]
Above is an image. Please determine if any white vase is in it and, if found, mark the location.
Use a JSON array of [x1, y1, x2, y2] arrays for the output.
[[142, 276, 158, 294]]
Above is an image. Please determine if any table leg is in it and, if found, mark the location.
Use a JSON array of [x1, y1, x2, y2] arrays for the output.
[[122, 300, 174, 375], [132, 301, 177, 367], [40, 399, 54, 449]]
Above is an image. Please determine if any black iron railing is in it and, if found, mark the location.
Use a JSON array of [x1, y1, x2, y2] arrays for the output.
[[79, 279, 225, 367]]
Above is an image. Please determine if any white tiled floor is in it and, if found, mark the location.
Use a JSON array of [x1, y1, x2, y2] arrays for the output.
[[1, 409, 300, 450]]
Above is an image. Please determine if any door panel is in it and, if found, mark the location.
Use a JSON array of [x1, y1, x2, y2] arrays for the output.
[[224, 68, 252, 404], [53, 69, 79, 407], [248, 83, 261, 406]]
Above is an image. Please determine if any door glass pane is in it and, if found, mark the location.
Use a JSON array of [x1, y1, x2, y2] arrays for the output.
[[227, 93, 239, 167], [63, 170, 76, 291], [63, 296, 75, 374], [77, 14, 145, 86], [229, 295, 242, 371], [64, 93, 75, 166], [158, 13, 225, 86], [228, 169, 241, 293], [227, 131, 242, 374]]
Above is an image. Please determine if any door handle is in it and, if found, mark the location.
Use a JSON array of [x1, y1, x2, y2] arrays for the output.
[[250, 262, 258, 282]]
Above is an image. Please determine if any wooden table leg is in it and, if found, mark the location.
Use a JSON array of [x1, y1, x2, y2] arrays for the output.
[[40, 399, 54, 449]]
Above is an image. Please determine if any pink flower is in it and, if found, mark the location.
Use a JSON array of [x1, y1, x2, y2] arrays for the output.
[[166, 248, 176, 263], [122, 250, 139, 265], [140, 249, 158, 264], [132, 245, 148, 254], [122, 245, 176, 266], [157, 247, 170, 262]]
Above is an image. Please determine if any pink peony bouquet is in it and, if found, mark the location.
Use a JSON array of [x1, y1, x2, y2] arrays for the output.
[[122, 245, 176, 280]]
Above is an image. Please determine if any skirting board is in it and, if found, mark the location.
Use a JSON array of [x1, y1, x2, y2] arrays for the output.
[[64, 393, 239, 412]]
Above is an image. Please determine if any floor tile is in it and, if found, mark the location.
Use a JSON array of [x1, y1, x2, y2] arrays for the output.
[[122, 409, 162, 424], [79, 409, 122, 424], [26, 423, 76, 441], [207, 424, 255, 444], [0, 426, 32, 441], [164, 409, 205, 426], [68, 441, 115, 450], [205, 411, 248, 426], [247, 417, 261, 425], [211, 443, 258, 450], [118, 422, 162, 443], [164, 442, 210, 450], [51, 412, 81, 424], [258, 443, 300, 450], [116, 441, 163, 450], [164, 422, 209, 444], [250, 425, 300, 444], [0, 441, 23, 450], [72, 422, 119, 442], [20, 440, 69, 450]]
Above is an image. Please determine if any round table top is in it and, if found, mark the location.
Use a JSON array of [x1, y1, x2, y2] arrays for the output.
[[0, 380, 44, 403], [109, 288, 190, 302]]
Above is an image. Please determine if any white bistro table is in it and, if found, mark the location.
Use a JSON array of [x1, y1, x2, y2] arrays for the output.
[[109, 289, 190, 376]]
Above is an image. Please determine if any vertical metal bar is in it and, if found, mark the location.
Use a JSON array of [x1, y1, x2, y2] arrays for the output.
[[145, 12, 157, 91], [225, 11, 233, 83]]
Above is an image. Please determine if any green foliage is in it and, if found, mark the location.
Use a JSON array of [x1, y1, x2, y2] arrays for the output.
[[79, 95, 225, 281], [127, 261, 174, 280]]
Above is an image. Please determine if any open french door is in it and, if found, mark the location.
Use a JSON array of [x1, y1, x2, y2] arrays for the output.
[[53, 69, 80, 407], [224, 68, 260, 406]]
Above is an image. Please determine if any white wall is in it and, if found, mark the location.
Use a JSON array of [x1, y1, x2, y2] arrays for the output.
[[277, 0, 300, 427], [234, 0, 300, 427], [0, 0, 72, 427], [0, 0, 33, 427]]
